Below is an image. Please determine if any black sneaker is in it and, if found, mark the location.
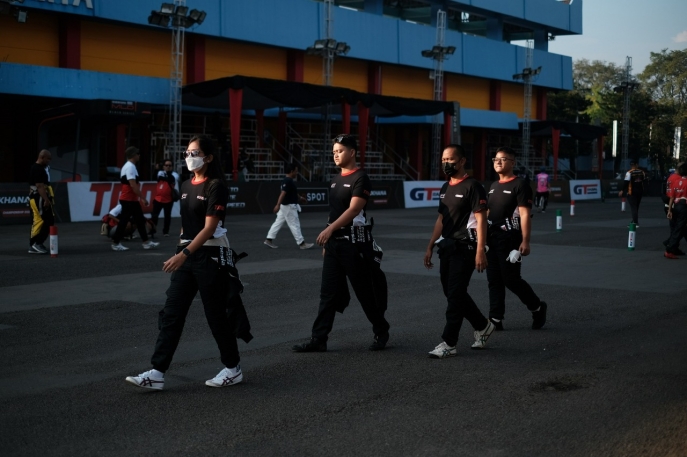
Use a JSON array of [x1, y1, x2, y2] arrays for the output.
[[676, 249, 686, 256], [532, 302, 548, 330], [368, 333, 389, 351], [489, 318, 504, 331], [292, 338, 327, 353]]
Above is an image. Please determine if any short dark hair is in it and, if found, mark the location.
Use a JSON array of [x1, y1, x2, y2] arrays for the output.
[[333, 134, 357, 151], [496, 146, 516, 158], [285, 163, 298, 174], [125, 146, 140, 159], [678, 163, 687, 177], [444, 144, 466, 160]]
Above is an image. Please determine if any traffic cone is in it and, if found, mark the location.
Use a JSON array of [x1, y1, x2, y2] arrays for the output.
[[627, 222, 636, 251], [570, 200, 575, 216], [49, 225, 58, 258], [621, 198, 627, 212]]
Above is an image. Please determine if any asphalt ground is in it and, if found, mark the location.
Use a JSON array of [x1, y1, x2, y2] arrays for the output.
[[1, 197, 685, 456]]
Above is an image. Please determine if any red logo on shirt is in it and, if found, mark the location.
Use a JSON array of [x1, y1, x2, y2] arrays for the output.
[[363, 190, 370, 196], [479, 199, 487, 205], [214, 205, 225, 211]]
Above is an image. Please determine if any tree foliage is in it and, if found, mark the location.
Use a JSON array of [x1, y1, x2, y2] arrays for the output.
[[547, 51, 687, 173]]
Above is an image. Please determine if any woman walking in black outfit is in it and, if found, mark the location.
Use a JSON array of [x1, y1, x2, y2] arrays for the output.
[[126, 135, 250, 390], [292, 134, 390, 352]]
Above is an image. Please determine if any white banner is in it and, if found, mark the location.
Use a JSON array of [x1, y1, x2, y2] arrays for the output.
[[569, 179, 602, 201], [403, 181, 445, 208], [67, 181, 180, 222]]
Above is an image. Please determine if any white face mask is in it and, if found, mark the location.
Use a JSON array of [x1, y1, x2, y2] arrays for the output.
[[185, 156, 205, 172]]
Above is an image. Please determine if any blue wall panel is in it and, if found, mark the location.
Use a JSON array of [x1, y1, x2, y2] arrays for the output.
[[18, 0, 574, 91], [0, 63, 169, 103], [462, 34, 516, 80]]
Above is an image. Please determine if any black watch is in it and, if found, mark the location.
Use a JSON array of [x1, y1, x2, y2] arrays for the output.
[[181, 248, 191, 257]]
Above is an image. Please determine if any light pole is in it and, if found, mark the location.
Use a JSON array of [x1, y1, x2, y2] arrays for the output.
[[305, 0, 350, 180], [148, 2, 206, 168], [421, 9, 455, 180], [613, 57, 639, 173], [513, 41, 541, 177]]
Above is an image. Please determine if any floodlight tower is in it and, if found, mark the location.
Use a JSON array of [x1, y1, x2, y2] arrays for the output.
[[305, 0, 350, 179], [421, 10, 455, 180], [613, 56, 639, 169], [148, 2, 207, 165], [512, 41, 541, 177]]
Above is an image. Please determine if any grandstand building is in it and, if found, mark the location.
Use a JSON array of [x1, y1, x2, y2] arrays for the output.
[[0, 0, 580, 184]]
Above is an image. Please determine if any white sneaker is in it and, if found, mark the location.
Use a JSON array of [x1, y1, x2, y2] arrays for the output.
[[125, 369, 164, 390], [205, 365, 243, 387], [111, 243, 129, 251], [428, 342, 456, 359], [299, 242, 314, 250], [142, 240, 160, 250], [264, 240, 278, 249], [472, 321, 495, 349]]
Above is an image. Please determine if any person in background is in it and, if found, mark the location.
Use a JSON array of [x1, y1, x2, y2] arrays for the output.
[[110, 147, 160, 252], [151, 159, 179, 237], [264, 163, 314, 250], [534, 166, 550, 212], [665, 163, 687, 260], [618, 159, 647, 227], [28, 149, 54, 255]]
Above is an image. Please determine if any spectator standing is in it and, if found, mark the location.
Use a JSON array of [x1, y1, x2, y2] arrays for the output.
[[111, 146, 159, 251], [534, 167, 550, 212], [125, 135, 251, 390], [665, 163, 687, 259], [28, 149, 54, 255], [423, 144, 495, 358], [292, 134, 390, 353], [264, 163, 314, 250], [151, 159, 179, 237]]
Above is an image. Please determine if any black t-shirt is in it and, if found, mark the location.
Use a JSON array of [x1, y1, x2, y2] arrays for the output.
[[438, 176, 487, 239], [179, 178, 227, 241], [29, 163, 49, 187], [328, 169, 371, 226], [281, 177, 298, 205], [487, 177, 533, 226]]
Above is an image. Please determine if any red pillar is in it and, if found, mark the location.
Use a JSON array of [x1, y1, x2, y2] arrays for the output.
[[357, 104, 369, 169], [341, 102, 351, 134], [552, 128, 561, 180], [229, 89, 243, 181], [287, 50, 304, 82], [597, 135, 605, 179], [367, 63, 382, 94], [186, 35, 205, 84], [489, 81, 501, 111], [59, 17, 80, 69]]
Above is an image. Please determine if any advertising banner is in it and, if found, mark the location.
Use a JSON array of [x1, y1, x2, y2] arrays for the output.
[[569, 179, 602, 201], [0, 183, 32, 225], [67, 181, 180, 222], [403, 181, 445, 208]]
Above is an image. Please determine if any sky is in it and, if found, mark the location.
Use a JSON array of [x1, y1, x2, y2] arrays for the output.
[[547, 0, 687, 74]]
